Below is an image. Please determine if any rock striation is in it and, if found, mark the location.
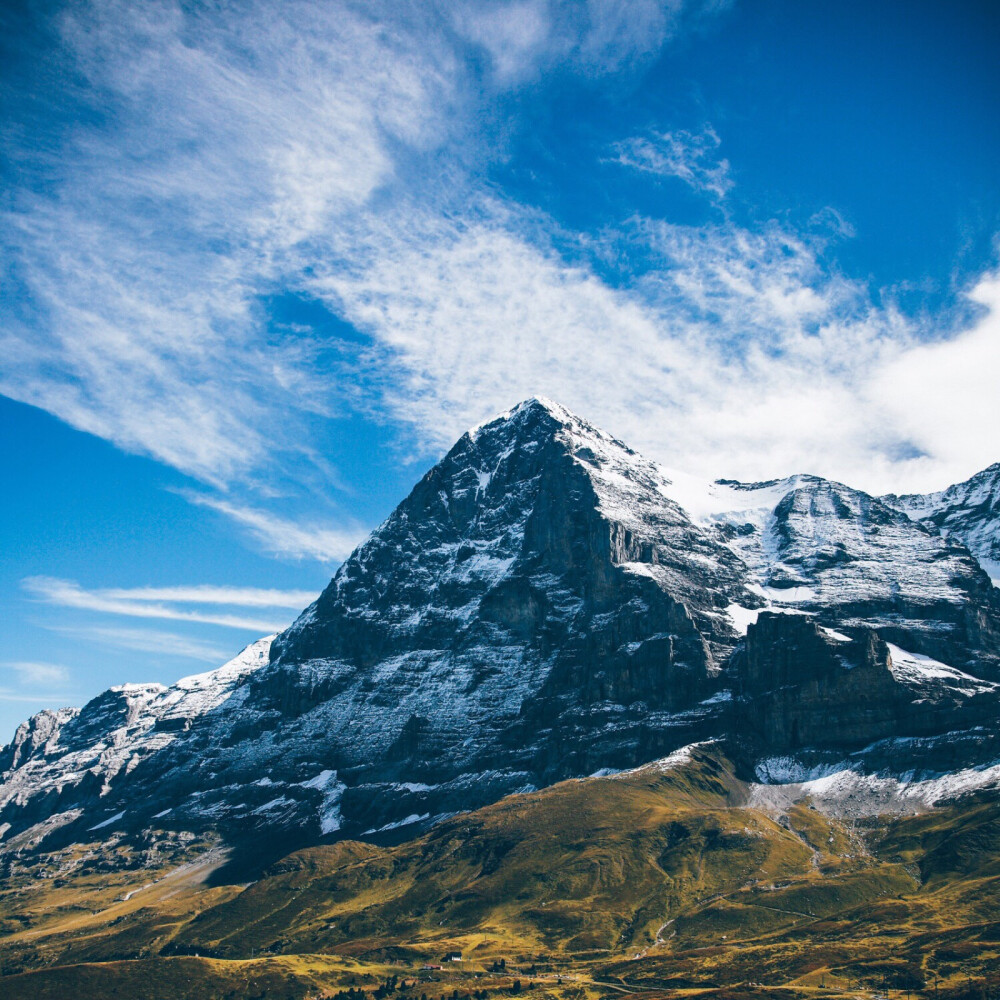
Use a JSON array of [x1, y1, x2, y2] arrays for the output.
[[734, 611, 998, 752]]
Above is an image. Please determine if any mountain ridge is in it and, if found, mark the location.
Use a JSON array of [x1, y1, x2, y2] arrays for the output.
[[3, 398, 1000, 857], [883, 461, 1000, 585]]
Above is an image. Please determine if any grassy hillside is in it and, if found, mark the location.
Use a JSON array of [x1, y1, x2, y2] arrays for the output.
[[1, 746, 997, 999]]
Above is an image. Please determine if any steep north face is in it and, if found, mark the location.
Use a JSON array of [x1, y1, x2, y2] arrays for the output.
[[3, 398, 1000, 853]]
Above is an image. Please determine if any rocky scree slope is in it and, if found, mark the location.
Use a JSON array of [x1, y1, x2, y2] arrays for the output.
[[2, 399, 1000, 852]]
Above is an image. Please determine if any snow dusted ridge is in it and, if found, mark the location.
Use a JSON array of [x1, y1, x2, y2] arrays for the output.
[[653, 468, 1000, 681], [750, 755, 1000, 819], [606, 740, 717, 780], [667, 474, 990, 611], [0, 638, 272, 835], [2, 399, 1000, 853], [886, 643, 998, 696], [884, 462, 1000, 587], [610, 738, 1000, 817]]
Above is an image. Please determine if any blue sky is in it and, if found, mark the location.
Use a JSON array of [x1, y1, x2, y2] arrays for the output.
[[1, 0, 999, 741]]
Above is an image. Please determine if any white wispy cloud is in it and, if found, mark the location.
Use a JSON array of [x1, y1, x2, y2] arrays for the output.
[[2, 662, 71, 686], [0, 0, 679, 489], [45, 625, 234, 663], [311, 200, 998, 495], [454, 0, 552, 83], [1, 0, 997, 537], [0, 0, 459, 484], [0, 691, 77, 706], [0, 663, 77, 709], [452, 0, 687, 83], [0, 0, 708, 562], [184, 495, 367, 563], [612, 125, 733, 199], [865, 271, 1000, 489], [22, 577, 299, 632], [95, 585, 319, 609]]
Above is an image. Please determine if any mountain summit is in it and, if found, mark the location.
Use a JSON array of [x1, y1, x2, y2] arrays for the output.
[[3, 400, 1000, 853]]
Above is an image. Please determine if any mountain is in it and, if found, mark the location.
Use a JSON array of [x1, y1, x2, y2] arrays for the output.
[[883, 462, 1000, 585], [2, 398, 1000, 858], [668, 472, 1000, 770], [671, 472, 1000, 672], [0, 639, 272, 849]]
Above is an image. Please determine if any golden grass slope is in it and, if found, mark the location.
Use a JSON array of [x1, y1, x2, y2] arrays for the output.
[[1, 745, 998, 999]]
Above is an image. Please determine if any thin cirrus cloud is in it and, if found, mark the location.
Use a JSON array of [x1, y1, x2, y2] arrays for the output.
[[452, 0, 681, 83], [0, 0, 683, 490], [612, 126, 734, 199], [96, 585, 319, 609], [0, 0, 461, 485], [0, 690, 75, 705], [44, 625, 237, 663], [182, 494, 368, 563], [0, 1, 726, 503], [22, 577, 312, 632], [312, 199, 1000, 495], [1, 0, 998, 559], [2, 662, 71, 687], [0, 662, 76, 706]]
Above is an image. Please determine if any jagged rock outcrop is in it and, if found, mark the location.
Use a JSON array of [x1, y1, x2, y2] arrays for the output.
[[0, 639, 272, 845], [0, 707, 78, 774], [2, 398, 999, 854], [733, 612, 998, 752], [259, 400, 758, 797]]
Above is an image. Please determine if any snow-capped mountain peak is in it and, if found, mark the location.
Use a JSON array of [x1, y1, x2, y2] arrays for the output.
[[3, 402, 1000, 854]]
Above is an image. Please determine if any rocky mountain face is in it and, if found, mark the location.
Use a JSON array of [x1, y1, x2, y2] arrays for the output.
[[884, 462, 1000, 585], [676, 474, 1000, 678], [0, 640, 272, 848], [3, 399, 1000, 856], [734, 611, 998, 753]]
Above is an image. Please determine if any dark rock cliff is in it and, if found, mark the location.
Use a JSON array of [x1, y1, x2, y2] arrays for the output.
[[733, 612, 997, 753]]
